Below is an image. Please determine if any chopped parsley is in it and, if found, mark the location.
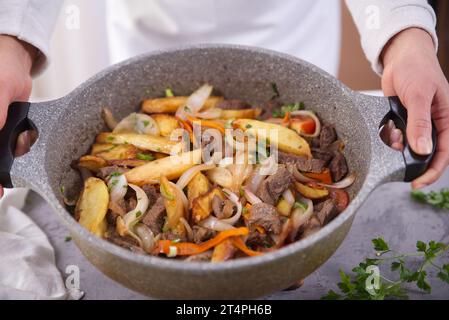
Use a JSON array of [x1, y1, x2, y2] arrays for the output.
[[272, 102, 305, 118], [165, 88, 174, 97], [136, 153, 155, 161], [106, 136, 115, 142], [172, 238, 181, 243], [109, 172, 122, 177], [184, 106, 191, 112], [245, 124, 252, 129], [60, 186, 65, 195], [142, 120, 150, 127], [64, 236, 72, 242], [411, 188, 449, 210], [135, 211, 142, 218]]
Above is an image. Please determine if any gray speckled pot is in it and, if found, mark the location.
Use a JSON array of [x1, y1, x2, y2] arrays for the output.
[[4, 45, 415, 299]]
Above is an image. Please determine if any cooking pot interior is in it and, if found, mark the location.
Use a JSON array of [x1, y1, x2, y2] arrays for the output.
[[44, 46, 371, 212]]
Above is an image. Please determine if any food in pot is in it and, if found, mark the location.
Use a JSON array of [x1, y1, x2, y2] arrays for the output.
[[68, 84, 354, 262]]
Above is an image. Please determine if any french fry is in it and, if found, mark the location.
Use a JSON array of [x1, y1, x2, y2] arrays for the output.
[[233, 119, 312, 157], [187, 172, 211, 207], [141, 96, 224, 114], [191, 187, 224, 222], [75, 177, 109, 237], [91, 143, 139, 160], [78, 155, 108, 172], [220, 108, 262, 119], [125, 149, 202, 185], [151, 114, 180, 137], [96, 132, 179, 154], [295, 182, 329, 200]]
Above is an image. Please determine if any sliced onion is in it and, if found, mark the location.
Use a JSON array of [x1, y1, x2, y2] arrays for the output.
[[102, 107, 118, 130], [271, 219, 292, 249], [199, 216, 235, 231], [123, 184, 150, 243], [180, 217, 193, 241], [290, 110, 321, 138], [176, 164, 216, 190], [219, 189, 242, 225], [289, 197, 314, 242], [282, 189, 295, 206], [169, 181, 189, 216], [289, 164, 316, 183], [108, 173, 128, 203], [259, 155, 278, 175], [113, 113, 160, 135], [196, 108, 222, 119], [175, 84, 213, 120], [135, 224, 155, 253], [316, 172, 356, 189], [243, 187, 262, 205], [245, 166, 266, 193]]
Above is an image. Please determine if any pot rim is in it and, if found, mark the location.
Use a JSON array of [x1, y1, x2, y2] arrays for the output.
[[47, 44, 375, 273]]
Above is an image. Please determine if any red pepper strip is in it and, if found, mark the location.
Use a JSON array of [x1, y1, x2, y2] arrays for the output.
[[154, 227, 249, 256], [303, 168, 333, 184], [231, 237, 263, 257], [282, 111, 290, 125], [177, 117, 195, 145], [186, 115, 225, 135]]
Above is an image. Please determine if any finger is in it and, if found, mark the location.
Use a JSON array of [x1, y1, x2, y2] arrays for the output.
[[0, 185, 3, 198], [403, 90, 434, 155], [0, 88, 12, 129], [14, 130, 31, 156], [412, 128, 449, 189], [389, 128, 403, 145]]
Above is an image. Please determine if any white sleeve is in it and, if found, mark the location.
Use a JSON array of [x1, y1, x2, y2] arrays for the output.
[[0, 0, 63, 75], [345, 0, 438, 75]]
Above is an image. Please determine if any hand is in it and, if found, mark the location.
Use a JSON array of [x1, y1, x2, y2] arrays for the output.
[[381, 28, 449, 189], [0, 35, 37, 198]]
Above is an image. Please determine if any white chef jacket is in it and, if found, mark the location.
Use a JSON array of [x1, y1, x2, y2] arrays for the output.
[[0, 0, 438, 76]]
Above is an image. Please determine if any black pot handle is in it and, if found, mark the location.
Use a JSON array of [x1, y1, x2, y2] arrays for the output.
[[380, 96, 437, 182], [0, 102, 34, 188]]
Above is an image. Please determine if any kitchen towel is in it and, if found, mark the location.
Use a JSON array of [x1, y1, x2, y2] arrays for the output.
[[0, 188, 81, 300]]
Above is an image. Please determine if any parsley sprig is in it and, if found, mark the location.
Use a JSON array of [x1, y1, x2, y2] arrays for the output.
[[322, 237, 449, 300], [272, 102, 305, 118], [411, 188, 449, 210]]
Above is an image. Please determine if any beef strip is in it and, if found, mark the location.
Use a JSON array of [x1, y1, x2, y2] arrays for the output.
[[161, 231, 187, 242], [142, 196, 166, 235], [192, 225, 217, 244], [319, 124, 337, 148], [311, 148, 334, 165], [329, 152, 348, 182], [315, 199, 338, 226], [247, 203, 282, 234], [97, 165, 128, 180], [185, 251, 213, 262], [126, 197, 137, 212], [216, 99, 251, 110], [277, 151, 325, 173], [212, 195, 235, 219], [104, 227, 139, 249], [141, 184, 159, 205], [256, 165, 293, 205], [246, 230, 273, 248]]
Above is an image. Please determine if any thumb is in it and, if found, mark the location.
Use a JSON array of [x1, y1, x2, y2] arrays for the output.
[[403, 91, 434, 155]]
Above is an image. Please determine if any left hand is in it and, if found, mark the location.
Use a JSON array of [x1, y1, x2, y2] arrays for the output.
[[381, 27, 449, 189]]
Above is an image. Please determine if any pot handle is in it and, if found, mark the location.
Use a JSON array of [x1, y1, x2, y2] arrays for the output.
[[0, 102, 34, 188], [380, 96, 437, 182]]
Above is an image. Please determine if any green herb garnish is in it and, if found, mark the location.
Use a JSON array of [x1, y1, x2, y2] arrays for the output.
[[411, 188, 449, 210], [172, 238, 181, 243], [293, 201, 308, 211], [272, 102, 305, 118], [60, 186, 65, 195], [142, 120, 150, 127], [184, 106, 191, 112], [245, 124, 252, 129], [106, 136, 115, 142], [109, 172, 122, 177], [136, 153, 155, 161], [135, 211, 142, 218], [65, 236, 72, 242], [165, 88, 174, 97], [322, 237, 449, 300]]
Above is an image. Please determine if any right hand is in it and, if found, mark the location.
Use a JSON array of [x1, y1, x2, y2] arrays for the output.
[[0, 35, 37, 198]]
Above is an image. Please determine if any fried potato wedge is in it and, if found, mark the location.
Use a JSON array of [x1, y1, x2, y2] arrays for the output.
[[160, 176, 184, 231], [78, 155, 108, 172], [151, 114, 180, 137], [75, 177, 109, 237], [220, 108, 262, 120], [295, 182, 329, 200], [191, 187, 224, 223], [91, 143, 139, 160], [96, 132, 179, 154], [141, 96, 224, 114], [187, 172, 211, 207], [211, 239, 236, 262], [125, 149, 202, 185], [233, 119, 312, 157]]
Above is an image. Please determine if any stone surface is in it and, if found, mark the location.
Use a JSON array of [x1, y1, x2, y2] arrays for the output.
[[23, 168, 449, 300]]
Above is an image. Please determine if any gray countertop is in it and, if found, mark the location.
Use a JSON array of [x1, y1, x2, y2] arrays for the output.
[[23, 169, 449, 300]]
